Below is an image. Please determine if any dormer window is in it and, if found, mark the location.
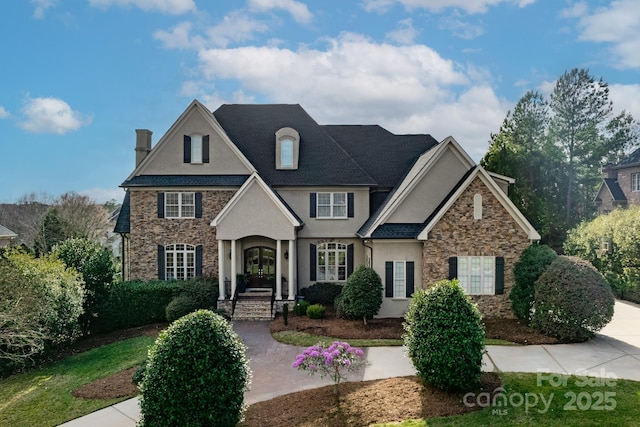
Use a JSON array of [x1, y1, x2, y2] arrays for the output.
[[275, 127, 300, 170], [183, 134, 210, 164]]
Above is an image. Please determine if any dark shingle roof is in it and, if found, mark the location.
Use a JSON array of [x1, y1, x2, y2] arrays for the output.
[[114, 191, 130, 233], [122, 175, 249, 187], [213, 104, 376, 186], [613, 147, 640, 168], [603, 178, 627, 201], [322, 125, 438, 188], [370, 223, 425, 239]]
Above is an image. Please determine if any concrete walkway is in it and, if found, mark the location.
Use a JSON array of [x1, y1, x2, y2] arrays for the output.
[[59, 300, 640, 426]]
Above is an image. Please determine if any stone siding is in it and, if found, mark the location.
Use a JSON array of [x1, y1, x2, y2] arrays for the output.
[[129, 189, 234, 280], [422, 176, 531, 318]]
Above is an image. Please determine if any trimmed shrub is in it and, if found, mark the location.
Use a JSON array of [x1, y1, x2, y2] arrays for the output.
[[165, 295, 199, 323], [306, 304, 326, 319], [165, 278, 219, 323], [403, 279, 485, 392], [531, 256, 614, 342], [293, 300, 310, 316], [300, 282, 343, 305], [139, 310, 251, 427], [336, 265, 383, 324], [91, 280, 182, 333], [510, 244, 558, 324]]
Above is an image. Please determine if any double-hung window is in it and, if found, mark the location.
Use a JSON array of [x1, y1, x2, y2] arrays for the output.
[[632, 173, 640, 192], [165, 243, 195, 280], [317, 242, 347, 281], [457, 256, 495, 295], [317, 192, 347, 218], [384, 260, 414, 298], [165, 192, 195, 218]]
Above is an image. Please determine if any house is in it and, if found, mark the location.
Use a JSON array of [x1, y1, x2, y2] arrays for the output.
[[595, 148, 640, 215], [0, 224, 17, 247], [114, 100, 540, 319]]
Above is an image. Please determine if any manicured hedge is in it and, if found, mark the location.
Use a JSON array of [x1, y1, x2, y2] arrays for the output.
[[91, 280, 182, 333], [300, 282, 343, 305]]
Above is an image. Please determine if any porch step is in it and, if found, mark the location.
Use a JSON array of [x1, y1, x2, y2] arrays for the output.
[[232, 298, 274, 321]]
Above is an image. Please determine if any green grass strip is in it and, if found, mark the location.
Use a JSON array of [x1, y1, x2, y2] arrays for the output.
[[0, 335, 154, 427]]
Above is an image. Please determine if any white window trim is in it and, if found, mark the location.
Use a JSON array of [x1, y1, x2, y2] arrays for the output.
[[632, 173, 640, 192], [457, 256, 495, 295], [317, 242, 347, 282], [165, 192, 195, 218], [165, 243, 196, 280], [393, 260, 406, 299], [316, 192, 347, 219]]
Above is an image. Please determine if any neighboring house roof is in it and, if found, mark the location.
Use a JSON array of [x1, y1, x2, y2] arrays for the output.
[[0, 224, 17, 238], [122, 175, 249, 187], [611, 147, 640, 169], [213, 104, 377, 187], [114, 191, 130, 234], [600, 178, 627, 202]]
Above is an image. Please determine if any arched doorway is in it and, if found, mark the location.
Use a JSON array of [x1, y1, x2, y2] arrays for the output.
[[244, 246, 276, 289]]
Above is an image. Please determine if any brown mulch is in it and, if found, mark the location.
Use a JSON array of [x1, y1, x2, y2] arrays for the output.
[[68, 312, 555, 425]]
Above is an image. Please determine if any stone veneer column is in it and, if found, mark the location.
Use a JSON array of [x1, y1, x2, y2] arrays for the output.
[[288, 239, 295, 300], [276, 239, 282, 300], [218, 240, 225, 300]]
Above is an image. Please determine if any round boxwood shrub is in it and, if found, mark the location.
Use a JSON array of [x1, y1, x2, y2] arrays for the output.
[[293, 300, 310, 316], [403, 279, 485, 392], [510, 244, 558, 324], [336, 265, 383, 324], [531, 256, 614, 342], [165, 295, 200, 323], [300, 282, 343, 305], [306, 303, 326, 319], [138, 310, 251, 427]]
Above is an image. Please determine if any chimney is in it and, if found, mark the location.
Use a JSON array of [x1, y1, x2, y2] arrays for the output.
[[135, 129, 152, 167]]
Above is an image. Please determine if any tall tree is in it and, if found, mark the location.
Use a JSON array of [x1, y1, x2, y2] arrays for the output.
[[549, 68, 612, 225]]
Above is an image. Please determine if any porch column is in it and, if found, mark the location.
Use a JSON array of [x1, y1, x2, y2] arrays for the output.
[[218, 240, 225, 300], [231, 239, 237, 296], [276, 239, 283, 300], [288, 239, 295, 300]]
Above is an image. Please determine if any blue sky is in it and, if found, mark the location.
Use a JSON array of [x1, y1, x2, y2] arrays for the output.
[[1, 0, 639, 204]]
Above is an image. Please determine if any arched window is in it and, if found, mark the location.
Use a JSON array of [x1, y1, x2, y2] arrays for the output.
[[165, 243, 196, 280], [275, 127, 300, 169], [317, 242, 347, 281]]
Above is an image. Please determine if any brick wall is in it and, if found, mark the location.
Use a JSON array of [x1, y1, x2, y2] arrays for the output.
[[129, 190, 234, 280], [616, 166, 640, 206], [422, 176, 532, 318]]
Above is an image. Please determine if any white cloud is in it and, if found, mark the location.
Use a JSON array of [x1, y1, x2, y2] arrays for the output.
[[154, 21, 203, 49], [438, 12, 484, 39], [205, 11, 270, 48], [386, 18, 419, 44], [80, 188, 126, 204], [88, 0, 196, 15], [362, 0, 535, 14], [0, 106, 9, 119], [193, 32, 506, 160], [248, 0, 313, 24], [567, 0, 640, 69], [609, 84, 640, 120], [19, 97, 90, 134], [31, 0, 56, 19]]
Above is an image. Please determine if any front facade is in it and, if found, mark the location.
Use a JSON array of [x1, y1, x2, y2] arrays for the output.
[[595, 148, 640, 216], [115, 100, 539, 318]]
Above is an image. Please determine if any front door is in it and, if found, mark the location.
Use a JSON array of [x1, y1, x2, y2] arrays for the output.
[[244, 246, 276, 289]]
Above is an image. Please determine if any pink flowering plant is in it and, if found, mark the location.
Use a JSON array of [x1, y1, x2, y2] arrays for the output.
[[292, 341, 366, 394]]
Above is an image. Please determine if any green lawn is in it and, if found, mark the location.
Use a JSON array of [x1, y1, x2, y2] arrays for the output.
[[0, 336, 154, 427]]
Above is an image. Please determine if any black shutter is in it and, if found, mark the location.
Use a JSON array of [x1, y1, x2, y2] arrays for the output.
[[195, 192, 202, 218], [158, 245, 165, 280], [347, 192, 354, 218], [406, 261, 414, 297], [310, 193, 317, 218], [347, 244, 354, 276], [196, 245, 203, 277], [448, 257, 457, 280], [203, 135, 210, 163], [495, 257, 505, 295], [310, 244, 317, 281], [385, 261, 393, 297], [157, 193, 165, 218], [183, 135, 191, 163]]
